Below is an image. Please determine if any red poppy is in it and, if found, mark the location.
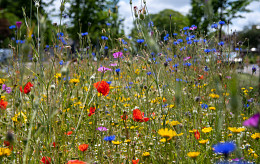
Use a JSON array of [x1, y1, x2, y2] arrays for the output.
[[88, 107, 96, 116], [78, 144, 89, 152], [198, 75, 203, 80], [66, 131, 73, 136], [0, 99, 8, 110], [94, 81, 110, 96], [194, 130, 200, 140], [40, 156, 51, 164], [121, 114, 128, 120], [133, 109, 149, 122], [52, 142, 56, 148], [67, 160, 86, 164], [20, 82, 33, 94], [132, 159, 139, 164]]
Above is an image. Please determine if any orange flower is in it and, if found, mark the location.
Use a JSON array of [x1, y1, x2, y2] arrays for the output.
[[67, 160, 86, 164], [41, 156, 51, 164], [88, 107, 96, 116], [94, 81, 110, 96], [198, 75, 203, 80], [78, 144, 89, 152], [0, 99, 8, 110], [194, 130, 200, 140], [132, 159, 139, 164], [20, 82, 33, 94], [133, 109, 149, 122]]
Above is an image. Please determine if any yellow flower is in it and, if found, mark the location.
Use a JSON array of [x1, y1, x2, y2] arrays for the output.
[[241, 88, 245, 90], [249, 87, 253, 90], [0, 79, 6, 84], [135, 69, 140, 75], [199, 139, 209, 144], [202, 127, 213, 133], [223, 92, 229, 96], [187, 152, 200, 158], [211, 89, 216, 92], [209, 93, 219, 99], [169, 120, 180, 126], [12, 112, 27, 123], [228, 127, 245, 133], [69, 78, 80, 84], [228, 133, 232, 137], [0, 148, 12, 156], [124, 139, 131, 143], [142, 152, 150, 157], [54, 73, 61, 79], [112, 141, 122, 145], [251, 133, 260, 140], [89, 122, 92, 125], [209, 107, 216, 110], [158, 128, 181, 140], [160, 138, 166, 143]]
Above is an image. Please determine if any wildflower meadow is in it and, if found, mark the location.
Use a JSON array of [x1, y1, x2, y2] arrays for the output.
[[0, 0, 259, 164]]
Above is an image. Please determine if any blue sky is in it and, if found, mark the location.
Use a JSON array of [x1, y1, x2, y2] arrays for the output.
[[46, 0, 260, 34]]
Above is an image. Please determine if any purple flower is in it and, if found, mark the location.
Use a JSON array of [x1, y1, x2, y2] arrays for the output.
[[97, 126, 108, 132], [2, 84, 7, 91], [109, 63, 117, 67], [16, 21, 22, 29], [243, 113, 260, 128], [113, 52, 123, 58], [98, 66, 112, 73]]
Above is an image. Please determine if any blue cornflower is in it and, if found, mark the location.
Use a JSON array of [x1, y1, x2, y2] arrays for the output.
[[252, 65, 256, 74], [173, 33, 178, 36], [9, 25, 16, 29], [235, 48, 239, 51], [183, 26, 189, 30], [147, 72, 152, 75], [45, 45, 49, 48], [104, 135, 116, 141], [211, 23, 218, 29], [59, 60, 64, 65], [107, 81, 112, 85], [173, 41, 179, 45], [101, 36, 108, 40], [213, 142, 236, 154], [204, 49, 211, 53], [204, 66, 209, 71], [92, 52, 96, 56], [115, 68, 121, 73], [57, 32, 64, 36], [81, 32, 88, 36], [187, 41, 192, 44], [174, 63, 179, 68], [151, 52, 155, 56], [104, 46, 108, 49], [177, 39, 183, 43], [244, 104, 250, 108], [124, 48, 128, 51], [106, 23, 111, 26], [186, 37, 190, 41], [201, 104, 208, 109], [148, 21, 154, 27], [137, 39, 144, 43], [211, 48, 217, 52], [184, 63, 192, 66], [129, 82, 133, 85], [219, 21, 225, 25], [194, 39, 199, 43], [16, 40, 20, 44], [218, 41, 224, 46]]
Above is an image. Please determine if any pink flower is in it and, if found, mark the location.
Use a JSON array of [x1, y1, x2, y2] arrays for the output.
[[183, 56, 191, 61], [98, 66, 112, 73], [109, 63, 117, 67], [16, 21, 22, 29], [243, 113, 260, 128], [113, 52, 123, 58]]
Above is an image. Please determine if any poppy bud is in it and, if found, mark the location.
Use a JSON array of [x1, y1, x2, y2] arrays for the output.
[[33, 56, 38, 63], [60, 3, 65, 12], [143, 7, 146, 15], [140, 13, 145, 20]]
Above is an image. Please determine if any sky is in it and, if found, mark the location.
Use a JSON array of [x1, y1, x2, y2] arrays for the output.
[[45, 0, 260, 35]]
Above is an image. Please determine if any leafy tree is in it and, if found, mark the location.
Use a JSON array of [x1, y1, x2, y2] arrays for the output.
[[188, 0, 255, 35], [150, 9, 189, 34], [237, 25, 260, 49]]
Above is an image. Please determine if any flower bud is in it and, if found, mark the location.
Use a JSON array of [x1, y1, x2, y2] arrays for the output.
[[60, 3, 65, 12], [61, 66, 68, 76]]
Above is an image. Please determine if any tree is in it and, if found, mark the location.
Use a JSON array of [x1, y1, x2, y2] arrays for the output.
[[68, 0, 108, 41], [150, 9, 189, 33], [131, 9, 189, 37], [188, 0, 255, 35]]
